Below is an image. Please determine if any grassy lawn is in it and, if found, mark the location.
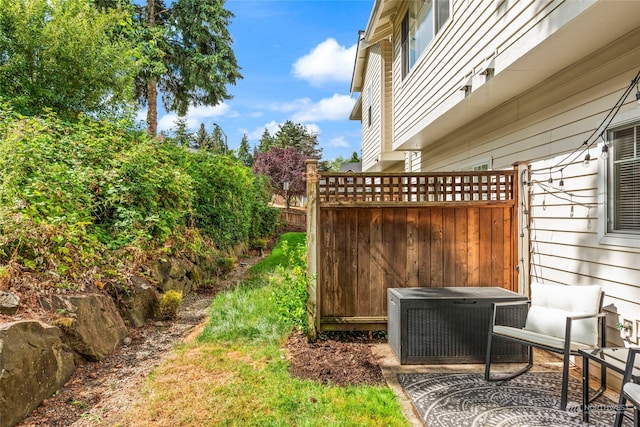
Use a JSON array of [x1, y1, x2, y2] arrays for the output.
[[117, 232, 408, 426]]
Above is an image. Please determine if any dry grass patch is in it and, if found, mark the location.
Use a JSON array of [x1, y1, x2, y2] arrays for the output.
[[117, 343, 242, 426]]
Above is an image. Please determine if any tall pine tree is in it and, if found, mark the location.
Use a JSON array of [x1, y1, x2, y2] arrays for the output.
[[257, 128, 274, 153], [193, 123, 211, 150], [273, 120, 322, 159], [173, 116, 191, 147], [96, 0, 242, 136], [237, 134, 254, 167]]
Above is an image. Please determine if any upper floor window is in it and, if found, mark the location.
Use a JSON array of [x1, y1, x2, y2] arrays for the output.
[[607, 123, 640, 234], [401, 0, 450, 78], [367, 85, 372, 127]]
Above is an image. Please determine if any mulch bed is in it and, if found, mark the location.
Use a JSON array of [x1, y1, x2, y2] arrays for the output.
[[285, 330, 387, 387]]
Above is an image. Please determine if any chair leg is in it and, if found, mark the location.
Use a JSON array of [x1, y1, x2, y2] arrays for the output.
[[634, 407, 639, 427], [484, 331, 494, 381], [485, 339, 533, 382], [560, 350, 571, 410], [587, 359, 606, 403]]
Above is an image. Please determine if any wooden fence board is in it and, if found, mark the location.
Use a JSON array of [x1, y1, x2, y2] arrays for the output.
[[417, 208, 431, 286], [430, 208, 444, 288], [405, 209, 420, 287], [356, 209, 371, 317], [455, 207, 469, 285], [369, 209, 384, 316], [310, 168, 518, 332], [468, 208, 480, 285]]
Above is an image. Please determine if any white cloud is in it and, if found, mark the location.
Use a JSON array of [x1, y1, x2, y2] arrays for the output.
[[268, 98, 311, 113], [326, 136, 350, 148], [246, 120, 280, 140], [292, 38, 357, 85], [305, 123, 320, 136], [246, 120, 322, 142], [291, 93, 355, 122], [156, 103, 232, 133]]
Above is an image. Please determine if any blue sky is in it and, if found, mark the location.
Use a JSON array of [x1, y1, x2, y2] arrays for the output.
[[139, 0, 372, 162]]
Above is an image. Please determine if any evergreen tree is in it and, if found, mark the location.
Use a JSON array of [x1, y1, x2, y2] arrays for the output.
[[273, 120, 322, 159], [348, 151, 361, 162], [258, 128, 274, 153], [210, 125, 227, 155], [193, 123, 211, 150], [237, 134, 254, 167], [173, 116, 191, 148], [95, 0, 242, 136]]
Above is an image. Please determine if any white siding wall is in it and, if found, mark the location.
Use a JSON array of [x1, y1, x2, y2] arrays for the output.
[[417, 30, 640, 344], [361, 44, 383, 171], [381, 39, 393, 153], [356, 0, 640, 343], [391, 0, 596, 148]]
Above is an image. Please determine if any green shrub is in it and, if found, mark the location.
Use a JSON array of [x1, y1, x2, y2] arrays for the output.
[[172, 152, 279, 249], [0, 101, 278, 287], [94, 140, 193, 247], [156, 290, 183, 320], [268, 238, 308, 332], [248, 175, 280, 241], [216, 256, 237, 276]]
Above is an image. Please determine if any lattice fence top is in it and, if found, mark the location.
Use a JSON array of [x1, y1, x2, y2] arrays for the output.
[[317, 171, 516, 205]]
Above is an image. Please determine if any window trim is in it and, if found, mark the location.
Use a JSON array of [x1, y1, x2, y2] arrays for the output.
[[597, 110, 640, 248], [401, 0, 450, 79], [367, 85, 372, 128]]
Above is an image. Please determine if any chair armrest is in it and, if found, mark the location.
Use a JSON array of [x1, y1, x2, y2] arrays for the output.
[[489, 300, 530, 329], [567, 312, 606, 322], [563, 312, 606, 352], [622, 347, 640, 385], [492, 300, 531, 308]]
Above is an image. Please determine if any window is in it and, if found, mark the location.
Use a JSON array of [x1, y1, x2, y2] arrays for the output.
[[367, 85, 372, 127], [607, 123, 640, 234], [401, 0, 450, 77]]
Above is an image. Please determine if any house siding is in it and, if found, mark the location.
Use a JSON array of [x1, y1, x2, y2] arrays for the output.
[[417, 34, 640, 339], [361, 43, 382, 171], [353, 0, 640, 345]]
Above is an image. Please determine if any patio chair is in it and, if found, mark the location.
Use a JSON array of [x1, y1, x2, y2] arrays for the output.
[[616, 347, 640, 427], [484, 282, 606, 410], [622, 382, 640, 427]]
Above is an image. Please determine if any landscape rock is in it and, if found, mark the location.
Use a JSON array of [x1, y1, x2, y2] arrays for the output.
[[168, 258, 190, 278], [38, 293, 128, 362], [157, 277, 192, 295], [188, 265, 203, 289], [0, 320, 75, 427], [121, 275, 158, 328], [0, 290, 20, 315], [149, 258, 170, 284]]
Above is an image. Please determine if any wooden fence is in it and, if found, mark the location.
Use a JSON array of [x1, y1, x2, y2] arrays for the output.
[[278, 208, 306, 230], [305, 160, 519, 337]]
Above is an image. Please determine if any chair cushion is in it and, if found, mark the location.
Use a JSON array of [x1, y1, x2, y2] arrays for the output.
[[523, 282, 601, 346], [493, 325, 593, 352], [623, 382, 640, 408]]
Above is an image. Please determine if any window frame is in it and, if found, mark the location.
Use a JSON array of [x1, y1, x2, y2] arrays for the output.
[[367, 85, 372, 128], [598, 111, 640, 248], [401, 0, 450, 79]]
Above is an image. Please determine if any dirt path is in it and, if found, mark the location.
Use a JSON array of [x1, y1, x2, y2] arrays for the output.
[[17, 251, 386, 426], [17, 254, 263, 427]]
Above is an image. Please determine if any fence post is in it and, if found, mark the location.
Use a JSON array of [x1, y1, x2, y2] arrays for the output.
[[305, 159, 319, 341]]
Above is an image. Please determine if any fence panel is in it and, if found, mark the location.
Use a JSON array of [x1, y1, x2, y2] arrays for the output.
[[279, 208, 306, 230], [306, 162, 518, 333]]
